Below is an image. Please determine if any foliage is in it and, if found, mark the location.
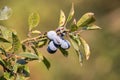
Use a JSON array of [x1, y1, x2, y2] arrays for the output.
[[0, 5, 101, 80]]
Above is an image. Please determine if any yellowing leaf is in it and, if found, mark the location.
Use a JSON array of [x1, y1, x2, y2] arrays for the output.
[[77, 12, 95, 27], [0, 47, 7, 56], [37, 38, 47, 48], [28, 12, 40, 31], [67, 3, 74, 22], [80, 37, 90, 60], [12, 32, 20, 53], [69, 34, 79, 51], [31, 30, 41, 34], [82, 24, 102, 30], [76, 50, 83, 66], [0, 25, 12, 40], [59, 10, 66, 27], [31, 46, 43, 61], [38, 52, 44, 61]]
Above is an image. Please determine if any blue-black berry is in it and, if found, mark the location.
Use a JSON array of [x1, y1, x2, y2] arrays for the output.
[[47, 31, 57, 40], [53, 36, 62, 46], [47, 41, 57, 53], [61, 40, 70, 49], [17, 59, 27, 65]]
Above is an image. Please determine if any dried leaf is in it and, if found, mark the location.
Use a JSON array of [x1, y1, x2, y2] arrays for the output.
[[59, 10, 66, 27]]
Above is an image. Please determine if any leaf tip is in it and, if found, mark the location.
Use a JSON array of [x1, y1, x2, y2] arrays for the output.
[[88, 12, 94, 15], [86, 55, 90, 60]]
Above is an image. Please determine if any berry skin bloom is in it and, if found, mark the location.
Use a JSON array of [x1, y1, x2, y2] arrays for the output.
[[47, 41, 57, 53], [53, 36, 62, 46], [61, 40, 70, 49], [47, 31, 57, 40]]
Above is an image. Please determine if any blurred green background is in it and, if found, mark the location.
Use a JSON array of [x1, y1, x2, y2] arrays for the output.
[[0, 0, 120, 80]]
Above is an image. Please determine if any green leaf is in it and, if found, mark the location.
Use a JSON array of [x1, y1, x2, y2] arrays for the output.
[[17, 52, 39, 60], [22, 44, 26, 52], [16, 75, 26, 80], [13, 63, 21, 73], [0, 37, 10, 43], [37, 38, 47, 48], [28, 12, 40, 31], [59, 10, 66, 27], [12, 32, 21, 53], [69, 33, 81, 51], [31, 46, 38, 55], [0, 48, 7, 56], [3, 72, 14, 80], [77, 12, 95, 27], [59, 47, 68, 57], [0, 76, 6, 80], [3, 72, 11, 80], [0, 6, 12, 20], [23, 66, 30, 77], [70, 19, 78, 32], [67, 3, 74, 22], [0, 26, 12, 40], [31, 46, 43, 61], [0, 57, 6, 67], [79, 37, 90, 60], [82, 24, 102, 30], [14, 65, 29, 79], [42, 56, 50, 69]]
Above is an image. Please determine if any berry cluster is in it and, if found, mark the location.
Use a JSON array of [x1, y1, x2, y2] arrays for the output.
[[47, 29, 70, 54]]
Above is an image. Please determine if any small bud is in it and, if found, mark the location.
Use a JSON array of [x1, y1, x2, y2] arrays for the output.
[[61, 40, 70, 49], [47, 41, 57, 53], [56, 27, 66, 37], [47, 31, 57, 40]]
